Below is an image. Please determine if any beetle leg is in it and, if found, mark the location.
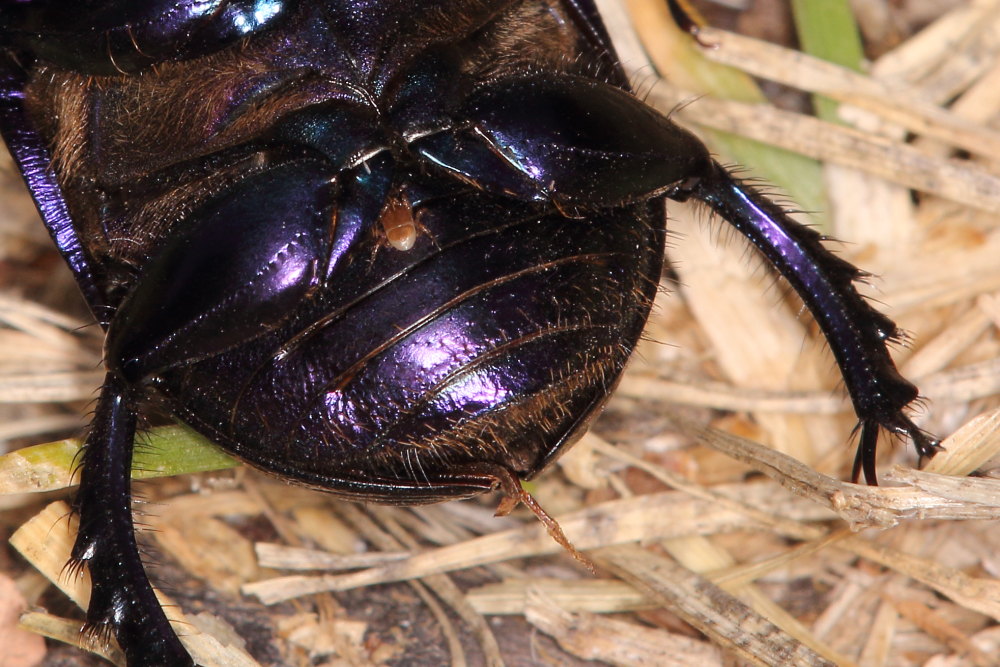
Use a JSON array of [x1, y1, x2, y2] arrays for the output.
[[426, 461, 595, 571], [0, 55, 111, 324], [415, 73, 938, 483], [679, 161, 943, 484], [70, 373, 193, 666]]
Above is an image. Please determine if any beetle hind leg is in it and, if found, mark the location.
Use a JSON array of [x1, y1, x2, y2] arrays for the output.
[[70, 373, 194, 666]]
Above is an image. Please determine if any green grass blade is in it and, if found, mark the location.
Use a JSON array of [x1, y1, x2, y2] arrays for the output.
[[791, 0, 865, 122], [0, 424, 239, 495]]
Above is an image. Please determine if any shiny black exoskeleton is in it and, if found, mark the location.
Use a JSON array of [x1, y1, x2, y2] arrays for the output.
[[0, 1, 939, 664]]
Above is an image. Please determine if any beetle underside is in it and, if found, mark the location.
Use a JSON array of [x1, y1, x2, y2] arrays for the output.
[[0, 1, 938, 664]]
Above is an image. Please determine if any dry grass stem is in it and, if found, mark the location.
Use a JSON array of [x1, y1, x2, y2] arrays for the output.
[[524, 587, 724, 666], [652, 88, 1000, 214], [596, 544, 842, 666]]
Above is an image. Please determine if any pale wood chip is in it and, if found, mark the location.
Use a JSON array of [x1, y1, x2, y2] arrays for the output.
[[616, 374, 849, 415], [663, 411, 1000, 526], [858, 599, 899, 667], [922, 406, 1000, 476], [884, 468, 1000, 507], [918, 358, 1000, 407], [18, 612, 122, 665], [901, 305, 993, 379], [155, 516, 259, 595], [870, 1, 998, 82], [892, 597, 994, 667]]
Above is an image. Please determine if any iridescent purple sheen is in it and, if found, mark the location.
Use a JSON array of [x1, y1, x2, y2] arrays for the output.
[[0, 61, 109, 321], [2, 0, 293, 73]]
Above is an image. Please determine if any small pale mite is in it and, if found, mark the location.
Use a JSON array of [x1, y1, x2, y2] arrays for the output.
[[379, 188, 419, 251], [0, 1, 939, 664]]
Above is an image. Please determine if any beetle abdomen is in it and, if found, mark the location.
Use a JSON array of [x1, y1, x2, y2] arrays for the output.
[[161, 187, 663, 500]]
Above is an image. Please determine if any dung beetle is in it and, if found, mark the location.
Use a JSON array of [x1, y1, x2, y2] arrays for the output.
[[0, 1, 940, 664]]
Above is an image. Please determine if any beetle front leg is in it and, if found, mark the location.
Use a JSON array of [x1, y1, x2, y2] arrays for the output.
[[70, 373, 194, 666]]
